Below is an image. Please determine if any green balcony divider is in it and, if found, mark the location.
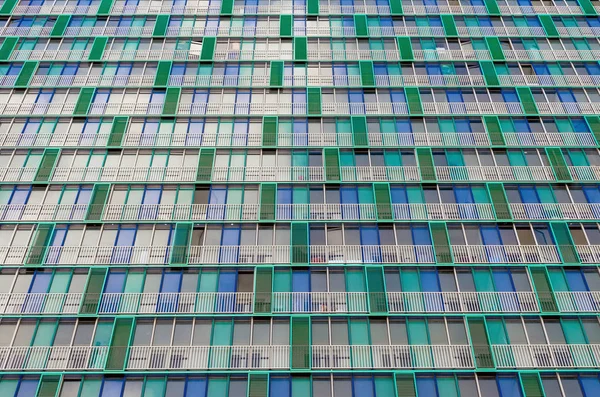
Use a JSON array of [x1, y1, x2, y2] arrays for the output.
[[36, 375, 61, 397], [374, 183, 393, 220], [14, 61, 37, 87], [441, 15, 458, 37], [307, 87, 321, 116], [154, 61, 172, 87], [539, 15, 559, 37], [520, 373, 544, 397], [483, 0, 500, 15], [545, 147, 571, 181], [291, 223, 309, 264], [162, 87, 180, 115], [351, 116, 368, 147], [197, 148, 215, 181], [294, 37, 308, 61], [354, 14, 368, 37], [220, 0, 233, 13], [80, 268, 107, 314], [50, 15, 70, 37], [307, 0, 319, 15], [530, 268, 558, 312], [152, 15, 170, 36], [576, 0, 597, 15], [367, 267, 387, 313], [200, 37, 216, 61], [359, 61, 375, 87], [106, 318, 133, 370], [516, 86, 538, 115], [171, 223, 192, 265], [291, 317, 310, 369], [248, 374, 268, 397], [280, 15, 293, 37], [26, 224, 54, 265], [254, 267, 273, 313], [397, 37, 413, 61], [35, 149, 59, 182], [0, 37, 18, 61], [467, 318, 494, 368], [270, 61, 284, 87], [395, 375, 416, 397], [550, 222, 579, 264], [487, 183, 512, 220], [260, 183, 276, 221], [480, 61, 499, 86], [74, 87, 95, 115], [405, 87, 422, 115], [85, 183, 110, 221], [97, 0, 114, 14], [430, 222, 452, 264], [483, 115, 506, 146], [586, 115, 600, 144], [0, 0, 18, 14], [416, 148, 435, 181], [88, 37, 108, 61], [390, 0, 403, 14], [262, 116, 278, 146], [107, 116, 128, 147], [324, 148, 341, 181], [485, 37, 505, 61]]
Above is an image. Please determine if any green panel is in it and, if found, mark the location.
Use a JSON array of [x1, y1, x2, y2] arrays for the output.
[[367, 267, 387, 312], [106, 318, 133, 370], [396, 375, 416, 397], [483, 115, 505, 146], [197, 148, 215, 181], [405, 87, 422, 115], [483, 0, 500, 14], [200, 37, 216, 60], [307, 88, 321, 116], [354, 14, 368, 37], [359, 61, 375, 87], [516, 86, 538, 115], [390, 0, 403, 14], [307, 0, 319, 15], [351, 116, 368, 147], [260, 183, 276, 220], [107, 116, 128, 147], [550, 222, 579, 264], [546, 148, 571, 181], [480, 61, 499, 86], [152, 15, 170, 36], [80, 268, 107, 314], [441, 15, 458, 36], [97, 0, 114, 14], [539, 15, 559, 37], [26, 224, 54, 265], [221, 0, 233, 14], [270, 61, 284, 87], [35, 149, 59, 182], [324, 148, 340, 181], [73, 87, 95, 115], [171, 223, 191, 265], [280, 15, 293, 37], [487, 183, 512, 220], [294, 37, 308, 62], [0, 37, 18, 61], [248, 374, 267, 397], [50, 15, 70, 37], [37, 375, 60, 397], [576, 0, 597, 14], [431, 222, 452, 264], [291, 223, 309, 264], [88, 37, 108, 61], [586, 116, 600, 144], [162, 87, 180, 115], [374, 183, 392, 220], [14, 61, 37, 87], [485, 37, 505, 61], [416, 148, 435, 181], [530, 268, 558, 312], [154, 61, 172, 87], [397, 37, 413, 61], [467, 318, 494, 368], [521, 374, 544, 397], [291, 317, 310, 369], [85, 183, 110, 221], [0, 0, 17, 14], [254, 267, 272, 313], [263, 116, 278, 146]]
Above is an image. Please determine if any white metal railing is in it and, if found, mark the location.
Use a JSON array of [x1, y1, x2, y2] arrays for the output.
[[0, 346, 109, 370], [503, 49, 600, 61], [497, 74, 600, 87], [386, 291, 540, 313], [9, 50, 90, 61], [169, 75, 270, 87], [311, 345, 474, 369], [0, 26, 53, 37], [375, 74, 486, 86], [64, 26, 154, 37], [13, 4, 99, 14], [0, 204, 89, 221], [29, 74, 156, 87], [509, 203, 600, 220], [554, 291, 600, 312], [413, 49, 491, 61], [456, 26, 546, 37], [0, 293, 82, 314], [211, 166, 326, 182], [306, 49, 400, 61], [51, 166, 198, 182], [0, 133, 111, 148], [102, 49, 203, 61], [402, 4, 488, 14], [126, 345, 290, 370], [497, 4, 583, 14], [167, 26, 280, 37], [272, 292, 368, 313], [452, 245, 561, 264], [392, 203, 495, 220], [0, 167, 38, 182], [306, 245, 436, 264], [492, 344, 600, 368], [110, 3, 222, 14], [569, 166, 600, 181], [42, 245, 175, 265], [319, 5, 390, 13], [0, 102, 76, 116], [536, 102, 600, 115], [503, 132, 596, 147], [339, 166, 421, 181], [213, 50, 293, 61], [0, 246, 29, 265], [0, 75, 17, 86], [88, 103, 164, 115], [435, 165, 556, 181], [575, 245, 600, 264], [102, 204, 260, 221], [421, 102, 523, 115]]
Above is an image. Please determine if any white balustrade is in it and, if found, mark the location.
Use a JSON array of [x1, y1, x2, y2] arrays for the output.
[[452, 245, 561, 264], [554, 291, 600, 312], [0, 293, 82, 314], [272, 292, 368, 313], [492, 344, 600, 368], [0, 346, 109, 370]]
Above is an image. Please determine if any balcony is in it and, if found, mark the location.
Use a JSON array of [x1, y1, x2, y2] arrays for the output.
[[412, 49, 491, 61], [271, 292, 368, 313], [0, 132, 110, 148], [88, 103, 164, 115], [575, 245, 600, 264], [0, 102, 76, 116], [166, 26, 280, 37], [421, 102, 523, 115], [569, 166, 600, 181], [12, 4, 99, 13], [0, 76, 17, 87], [0, 26, 53, 37], [375, 74, 486, 87], [554, 291, 600, 312], [497, 4, 583, 14], [509, 203, 600, 220], [435, 165, 556, 181], [492, 344, 600, 368], [0, 167, 38, 182], [319, 5, 390, 13], [367, 26, 445, 36], [110, 2, 222, 14], [556, 26, 600, 37], [503, 132, 597, 147], [101, 49, 203, 61], [503, 49, 600, 61], [63, 26, 154, 37], [536, 102, 600, 115], [29, 74, 156, 87], [451, 245, 561, 264], [456, 26, 546, 37], [402, 4, 488, 14], [0, 346, 109, 370], [0, 293, 82, 315], [9, 50, 90, 61], [214, 50, 294, 61], [0, 204, 89, 222], [497, 74, 600, 87], [386, 291, 540, 313], [306, 49, 400, 61], [169, 75, 271, 87], [51, 166, 198, 183]]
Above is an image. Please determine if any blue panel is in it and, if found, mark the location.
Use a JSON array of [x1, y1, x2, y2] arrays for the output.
[[353, 377, 374, 397], [497, 377, 522, 397], [270, 377, 291, 397], [416, 377, 438, 397], [101, 380, 124, 397], [186, 379, 207, 397]]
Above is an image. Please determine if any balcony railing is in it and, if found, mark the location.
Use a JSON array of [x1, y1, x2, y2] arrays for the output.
[[421, 102, 523, 115], [509, 203, 600, 220], [503, 132, 596, 147], [51, 166, 198, 182], [0, 26, 53, 37], [110, 2, 222, 14], [306, 49, 400, 61], [554, 291, 600, 312], [166, 26, 280, 37], [497, 74, 600, 87], [0, 133, 111, 148], [0, 346, 109, 370], [102, 49, 204, 61], [0, 167, 38, 182], [64, 26, 154, 37], [413, 49, 491, 60], [435, 165, 556, 181], [0, 293, 82, 314], [536, 102, 600, 115], [492, 344, 600, 368], [575, 245, 600, 264], [0, 102, 76, 116], [569, 166, 600, 181], [0, 204, 89, 221], [13, 4, 99, 13], [503, 49, 600, 61], [272, 292, 368, 313], [29, 74, 156, 87], [451, 245, 561, 264], [457, 26, 546, 37], [9, 50, 90, 61]]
